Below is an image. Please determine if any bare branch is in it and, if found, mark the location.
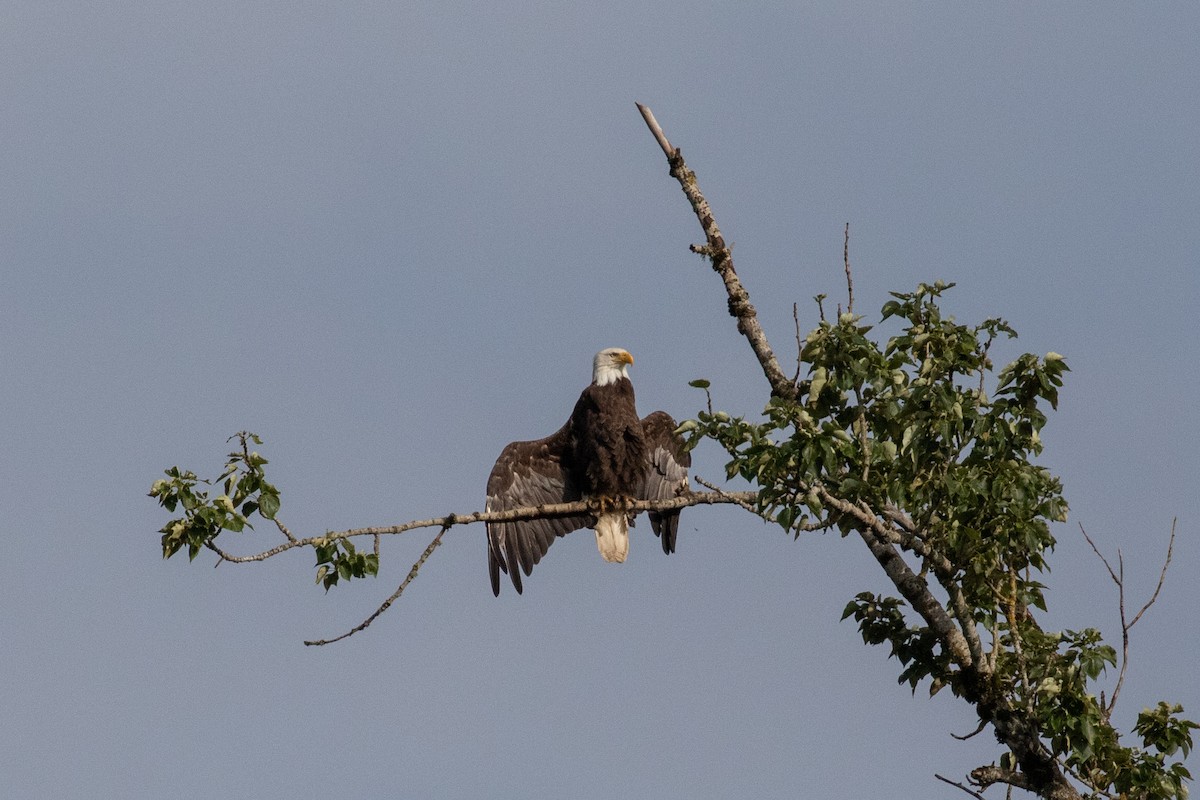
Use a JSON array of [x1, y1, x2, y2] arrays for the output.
[[843, 222, 854, 314], [814, 486, 976, 670], [303, 524, 449, 647], [1128, 518, 1174, 629], [1081, 520, 1177, 716], [951, 720, 989, 741], [636, 102, 674, 159], [693, 476, 759, 515], [636, 102, 796, 400], [206, 490, 759, 564], [1080, 522, 1128, 718], [200, 489, 758, 646], [792, 302, 804, 385], [935, 773, 988, 800], [1080, 523, 1120, 585], [199, 489, 758, 642], [882, 504, 916, 533]]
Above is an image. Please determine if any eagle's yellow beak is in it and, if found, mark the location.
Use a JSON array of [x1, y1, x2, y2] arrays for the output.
[[618, 350, 634, 366]]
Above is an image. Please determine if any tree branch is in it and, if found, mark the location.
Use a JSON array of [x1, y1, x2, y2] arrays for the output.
[[842, 222, 854, 315], [302, 524, 450, 647], [693, 475, 759, 515], [840, 499, 976, 671], [970, 765, 1036, 794], [636, 102, 797, 400], [206, 490, 758, 564], [935, 773, 989, 800], [1080, 519, 1176, 717]]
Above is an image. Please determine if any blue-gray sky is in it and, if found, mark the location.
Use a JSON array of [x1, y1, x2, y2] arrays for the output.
[[3, 4, 1197, 798]]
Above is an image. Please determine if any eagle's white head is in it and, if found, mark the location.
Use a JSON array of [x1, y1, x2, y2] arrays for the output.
[[592, 347, 634, 387]]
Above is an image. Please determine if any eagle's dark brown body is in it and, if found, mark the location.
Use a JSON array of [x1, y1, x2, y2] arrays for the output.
[[568, 377, 646, 501]]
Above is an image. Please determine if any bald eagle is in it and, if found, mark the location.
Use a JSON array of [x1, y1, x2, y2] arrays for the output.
[[485, 348, 691, 595]]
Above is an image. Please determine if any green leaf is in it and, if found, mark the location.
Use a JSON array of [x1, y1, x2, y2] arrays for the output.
[[807, 367, 827, 406], [258, 490, 280, 520]]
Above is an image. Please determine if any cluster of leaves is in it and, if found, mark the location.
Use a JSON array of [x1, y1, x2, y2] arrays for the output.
[[150, 432, 379, 593], [686, 283, 1068, 612], [1013, 628, 1196, 797], [150, 432, 281, 560], [841, 592, 950, 692], [681, 283, 1194, 799], [313, 536, 379, 592]]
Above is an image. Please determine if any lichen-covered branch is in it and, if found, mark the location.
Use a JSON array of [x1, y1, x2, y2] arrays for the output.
[[637, 102, 796, 401]]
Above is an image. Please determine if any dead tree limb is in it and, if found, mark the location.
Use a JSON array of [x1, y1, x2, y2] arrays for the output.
[[636, 102, 797, 401], [1080, 519, 1177, 718]]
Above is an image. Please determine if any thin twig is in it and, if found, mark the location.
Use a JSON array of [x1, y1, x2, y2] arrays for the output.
[[935, 773, 988, 800], [792, 302, 804, 385], [1128, 518, 1174, 629], [693, 476, 758, 514], [1081, 520, 1176, 715], [853, 387, 870, 482], [951, 720, 989, 741], [303, 525, 449, 646], [843, 222, 854, 314], [1080, 523, 1120, 584]]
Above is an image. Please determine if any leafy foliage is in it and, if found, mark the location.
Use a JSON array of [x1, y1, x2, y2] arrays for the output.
[[313, 535, 379, 592], [682, 283, 1193, 799], [150, 432, 280, 561], [150, 432, 379, 591]]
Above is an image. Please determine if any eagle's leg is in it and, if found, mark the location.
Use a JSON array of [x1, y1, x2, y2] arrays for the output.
[[587, 495, 634, 564]]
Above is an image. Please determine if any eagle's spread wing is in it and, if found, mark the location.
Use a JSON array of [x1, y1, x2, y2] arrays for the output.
[[639, 410, 692, 554], [485, 425, 591, 595]]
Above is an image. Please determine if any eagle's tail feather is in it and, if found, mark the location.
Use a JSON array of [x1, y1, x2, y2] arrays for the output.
[[594, 513, 629, 563]]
